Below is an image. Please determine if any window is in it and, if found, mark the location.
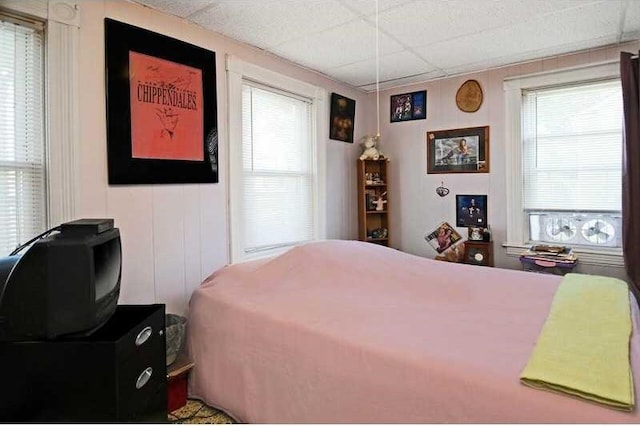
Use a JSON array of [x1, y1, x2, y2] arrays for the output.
[[240, 83, 314, 254], [523, 80, 623, 248], [504, 63, 624, 266], [227, 58, 326, 262], [0, 17, 45, 256]]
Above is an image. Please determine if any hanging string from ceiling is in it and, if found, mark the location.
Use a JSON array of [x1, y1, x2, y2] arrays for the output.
[[375, 0, 380, 139]]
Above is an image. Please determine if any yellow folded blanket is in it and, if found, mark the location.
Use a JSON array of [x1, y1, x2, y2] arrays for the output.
[[520, 273, 634, 411]]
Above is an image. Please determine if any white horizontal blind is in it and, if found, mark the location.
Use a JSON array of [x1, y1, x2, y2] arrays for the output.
[[241, 83, 314, 253], [522, 80, 622, 212], [0, 18, 45, 256]]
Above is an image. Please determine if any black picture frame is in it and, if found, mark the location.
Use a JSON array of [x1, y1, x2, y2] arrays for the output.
[[329, 93, 355, 143], [456, 194, 488, 227], [390, 90, 426, 122], [426, 126, 489, 174], [105, 18, 218, 184]]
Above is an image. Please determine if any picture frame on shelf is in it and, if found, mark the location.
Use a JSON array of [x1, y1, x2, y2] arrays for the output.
[[329, 93, 355, 143], [456, 194, 487, 227], [105, 18, 218, 184], [468, 226, 484, 241], [427, 126, 489, 174], [390, 90, 426, 122]]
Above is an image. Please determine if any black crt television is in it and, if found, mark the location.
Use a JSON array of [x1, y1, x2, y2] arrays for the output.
[[0, 219, 121, 342]]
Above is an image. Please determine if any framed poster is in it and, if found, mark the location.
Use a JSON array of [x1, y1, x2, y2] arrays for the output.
[[105, 18, 218, 184], [456, 194, 488, 227], [329, 93, 355, 143], [426, 126, 489, 174], [390, 90, 426, 122]]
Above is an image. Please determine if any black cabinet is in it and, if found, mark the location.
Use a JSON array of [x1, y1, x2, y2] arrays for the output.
[[0, 304, 167, 422]]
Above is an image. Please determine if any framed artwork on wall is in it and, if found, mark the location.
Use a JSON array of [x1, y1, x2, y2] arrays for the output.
[[105, 18, 218, 184], [390, 90, 426, 122], [426, 126, 489, 174], [455, 79, 483, 113], [456, 194, 488, 227], [329, 93, 355, 143]]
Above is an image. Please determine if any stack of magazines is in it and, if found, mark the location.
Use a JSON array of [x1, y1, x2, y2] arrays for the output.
[[521, 245, 577, 263]]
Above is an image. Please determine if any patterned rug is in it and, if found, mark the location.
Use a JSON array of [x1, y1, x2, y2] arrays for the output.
[[169, 399, 236, 424]]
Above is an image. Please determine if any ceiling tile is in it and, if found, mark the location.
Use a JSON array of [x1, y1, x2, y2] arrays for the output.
[[378, 0, 606, 49], [415, 1, 624, 71], [360, 70, 446, 91], [272, 19, 404, 70], [134, 0, 216, 18], [191, 0, 358, 49], [442, 36, 618, 77], [623, 0, 640, 41], [338, 0, 409, 17], [328, 50, 436, 87]]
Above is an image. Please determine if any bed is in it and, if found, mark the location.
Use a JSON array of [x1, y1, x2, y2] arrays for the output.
[[187, 240, 640, 423]]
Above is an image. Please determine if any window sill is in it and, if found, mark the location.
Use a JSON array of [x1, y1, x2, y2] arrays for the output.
[[502, 243, 624, 267]]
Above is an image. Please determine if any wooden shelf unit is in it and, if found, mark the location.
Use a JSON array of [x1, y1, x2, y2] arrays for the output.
[[358, 159, 390, 246]]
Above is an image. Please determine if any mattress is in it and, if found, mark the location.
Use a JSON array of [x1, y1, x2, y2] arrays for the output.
[[187, 240, 640, 423]]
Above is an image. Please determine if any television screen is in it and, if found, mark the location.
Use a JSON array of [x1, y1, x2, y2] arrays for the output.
[[0, 219, 121, 342]]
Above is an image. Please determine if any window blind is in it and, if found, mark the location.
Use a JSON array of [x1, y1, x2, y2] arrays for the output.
[[241, 83, 314, 253], [522, 80, 622, 212], [0, 18, 45, 256]]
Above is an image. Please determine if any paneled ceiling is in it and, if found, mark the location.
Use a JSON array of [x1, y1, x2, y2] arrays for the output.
[[131, 0, 640, 92]]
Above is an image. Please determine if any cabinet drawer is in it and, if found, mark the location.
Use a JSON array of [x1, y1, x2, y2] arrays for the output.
[[116, 346, 167, 421], [89, 304, 166, 361]]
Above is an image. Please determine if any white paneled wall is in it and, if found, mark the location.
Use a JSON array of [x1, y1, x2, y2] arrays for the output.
[[76, 1, 365, 315]]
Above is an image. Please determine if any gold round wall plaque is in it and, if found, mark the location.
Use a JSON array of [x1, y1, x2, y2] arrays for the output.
[[456, 79, 483, 113]]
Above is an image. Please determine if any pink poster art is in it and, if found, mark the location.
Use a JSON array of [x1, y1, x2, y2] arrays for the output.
[[129, 51, 204, 161]]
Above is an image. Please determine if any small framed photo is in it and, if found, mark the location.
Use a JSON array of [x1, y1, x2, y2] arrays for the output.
[[425, 222, 462, 253], [468, 226, 484, 241], [329, 93, 355, 143], [426, 126, 489, 173], [390, 90, 426, 122], [456, 194, 487, 227]]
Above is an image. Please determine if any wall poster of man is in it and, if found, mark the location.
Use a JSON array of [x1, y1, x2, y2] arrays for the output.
[[425, 222, 462, 253], [329, 93, 355, 143], [456, 194, 488, 227], [426, 126, 489, 174]]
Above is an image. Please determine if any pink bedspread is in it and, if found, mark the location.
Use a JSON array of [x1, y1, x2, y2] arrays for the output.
[[187, 240, 640, 423]]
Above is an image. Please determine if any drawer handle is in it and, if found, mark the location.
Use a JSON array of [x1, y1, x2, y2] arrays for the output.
[[136, 367, 153, 389], [135, 326, 153, 346]]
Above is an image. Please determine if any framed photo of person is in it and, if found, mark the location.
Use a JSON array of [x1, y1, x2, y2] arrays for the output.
[[105, 18, 218, 184], [468, 226, 484, 241], [456, 194, 487, 227], [329, 93, 355, 143], [426, 126, 489, 174], [390, 90, 426, 122]]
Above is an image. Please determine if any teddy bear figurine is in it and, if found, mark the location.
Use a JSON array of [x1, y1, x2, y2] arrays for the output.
[[359, 135, 386, 161]]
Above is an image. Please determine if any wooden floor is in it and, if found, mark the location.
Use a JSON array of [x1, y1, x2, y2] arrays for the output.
[[169, 399, 235, 424]]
